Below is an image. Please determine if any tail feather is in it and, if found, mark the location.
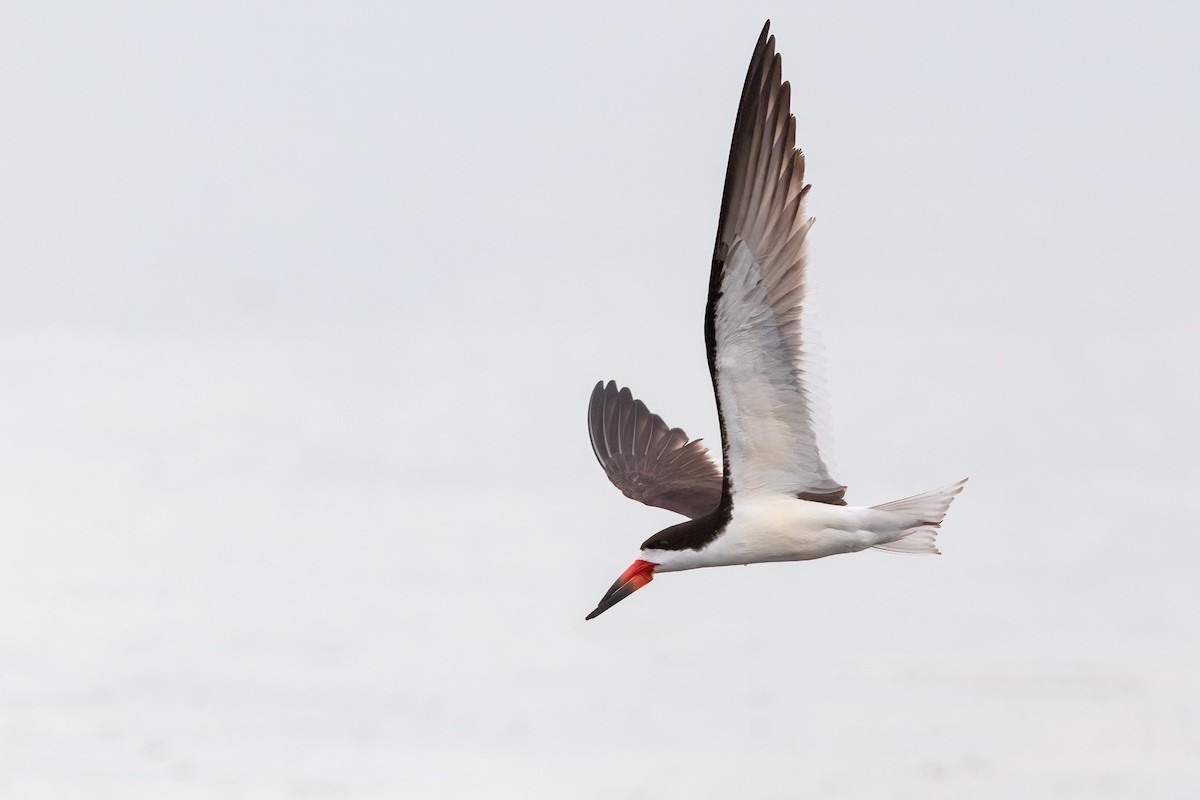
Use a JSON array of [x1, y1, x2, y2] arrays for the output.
[[871, 478, 968, 555]]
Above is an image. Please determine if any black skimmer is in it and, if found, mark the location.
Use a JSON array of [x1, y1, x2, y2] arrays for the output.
[[585, 21, 967, 621]]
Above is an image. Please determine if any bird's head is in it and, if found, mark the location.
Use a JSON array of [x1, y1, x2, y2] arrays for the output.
[[585, 516, 718, 619]]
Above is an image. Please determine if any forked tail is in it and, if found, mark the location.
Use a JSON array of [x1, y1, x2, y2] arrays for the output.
[[870, 478, 968, 554]]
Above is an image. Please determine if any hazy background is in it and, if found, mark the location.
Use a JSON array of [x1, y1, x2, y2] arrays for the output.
[[2, 1, 1198, 797]]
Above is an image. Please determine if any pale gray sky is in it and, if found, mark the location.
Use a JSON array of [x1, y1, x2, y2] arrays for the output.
[[2, 2, 1199, 798]]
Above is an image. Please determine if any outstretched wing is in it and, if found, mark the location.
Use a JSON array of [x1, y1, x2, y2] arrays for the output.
[[587, 381, 723, 519], [705, 21, 846, 504]]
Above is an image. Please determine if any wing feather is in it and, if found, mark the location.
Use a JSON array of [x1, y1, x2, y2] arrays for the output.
[[705, 22, 846, 505], [587, 381, 723, 519]]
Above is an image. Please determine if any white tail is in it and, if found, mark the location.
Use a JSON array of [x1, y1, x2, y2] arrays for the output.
[[870, 478, 968, 554]]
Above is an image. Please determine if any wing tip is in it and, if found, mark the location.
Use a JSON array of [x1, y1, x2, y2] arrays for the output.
[[757, 20, 771, 47]]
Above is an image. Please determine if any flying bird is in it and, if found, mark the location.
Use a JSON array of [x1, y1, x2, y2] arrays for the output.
[[585, 21, 966, 620]]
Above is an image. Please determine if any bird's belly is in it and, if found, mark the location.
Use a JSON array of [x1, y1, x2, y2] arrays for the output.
[[691, 498, 874, 569]]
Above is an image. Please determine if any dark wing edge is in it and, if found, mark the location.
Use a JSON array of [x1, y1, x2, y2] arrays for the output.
[[587, 381, 723, 519]]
